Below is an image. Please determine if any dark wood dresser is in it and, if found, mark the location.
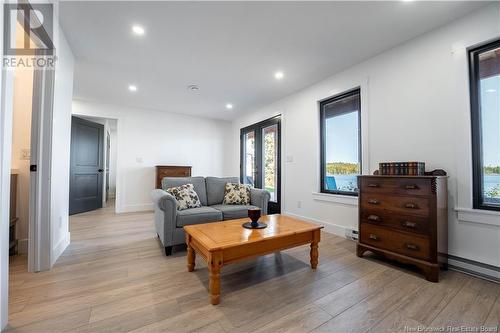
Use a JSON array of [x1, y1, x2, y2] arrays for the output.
[[357, 175, 448, 282], [155, 165, 192, 189]]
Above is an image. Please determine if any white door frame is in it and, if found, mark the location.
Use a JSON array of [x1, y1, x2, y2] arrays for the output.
[[28, 59, 54, 272], [1, 5, 56, 328], [0, 48, 15, 333]]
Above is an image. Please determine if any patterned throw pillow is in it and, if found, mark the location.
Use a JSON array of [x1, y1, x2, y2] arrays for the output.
[[166, 184, 202, 211], [222, 183, 251, 205]]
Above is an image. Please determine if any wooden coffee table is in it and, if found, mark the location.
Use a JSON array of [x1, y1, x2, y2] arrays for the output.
[[183, 214, 323, 305]]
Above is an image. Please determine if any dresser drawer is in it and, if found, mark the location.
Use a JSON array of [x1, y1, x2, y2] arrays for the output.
[[361, 194, 430, 217], [360, 210, 430, 235], [360, 224, 430, 260], [360, 178, 432, 196], [158, 169, 190, 178]]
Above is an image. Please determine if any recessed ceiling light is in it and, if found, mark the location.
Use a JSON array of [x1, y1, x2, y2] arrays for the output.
[[225, 103, 233, 110], [274, 71, 284, 80], [486, 89, 497, 93], [187, 84, 199, 92], [128, 84, 137, 92], [131, 25, 145, 36]]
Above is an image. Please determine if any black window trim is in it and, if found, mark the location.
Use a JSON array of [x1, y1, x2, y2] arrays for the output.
[[469, 38, 500, 212], [319, 87, 362, 197], [240, 115, 282, 212]]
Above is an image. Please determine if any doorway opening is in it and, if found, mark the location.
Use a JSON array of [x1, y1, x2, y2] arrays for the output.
[[69, 116, 117, 215], [9, 23, 35, 260], [240, 115, 281, 214]]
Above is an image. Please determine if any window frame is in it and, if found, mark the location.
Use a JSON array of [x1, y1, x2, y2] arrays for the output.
[[319, 87, 362, 196], [469, 38, 500, 212]]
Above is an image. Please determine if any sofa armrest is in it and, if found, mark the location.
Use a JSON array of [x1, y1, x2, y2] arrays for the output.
[[151, 189, 177, 212], [250, 188, 271, 215], [151, 189, 177, 247]]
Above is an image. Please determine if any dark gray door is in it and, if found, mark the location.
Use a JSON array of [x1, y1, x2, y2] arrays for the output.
[[69, 117, 104, 215]]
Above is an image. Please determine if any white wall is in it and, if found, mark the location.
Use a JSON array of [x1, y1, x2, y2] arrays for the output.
[[11, 66, 34, 254], [50, 29, 75, 266], [229, 4, 500, 268], [72, 100, 233, 213]]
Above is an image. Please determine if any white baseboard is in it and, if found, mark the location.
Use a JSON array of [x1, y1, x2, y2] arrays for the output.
[[447, 254, 500, 283], [51, 232, 70, 266], [282, 211, 350, 238], [119, 203, 154, 213], [18, 238, 28, 254]]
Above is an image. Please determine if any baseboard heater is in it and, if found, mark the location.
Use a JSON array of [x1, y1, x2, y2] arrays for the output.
[[447, 254, 500, 283]]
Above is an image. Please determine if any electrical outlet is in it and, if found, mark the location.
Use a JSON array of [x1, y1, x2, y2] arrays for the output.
[[286, 155, 294, 163], [136, 157, 143, 163], [345, 229, 359, 241], [297, 200, 302, 208]]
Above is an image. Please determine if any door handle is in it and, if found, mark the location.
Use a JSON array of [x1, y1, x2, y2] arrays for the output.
[[368, 199, 380, 205], [98, 169, 104, 172]]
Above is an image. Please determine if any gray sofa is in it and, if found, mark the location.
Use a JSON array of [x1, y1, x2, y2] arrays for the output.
[[151, 176, 270, 255]]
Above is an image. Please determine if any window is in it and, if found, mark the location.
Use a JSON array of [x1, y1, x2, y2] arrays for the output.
[[469, 39, 500, 211], [320, 88, 361, 196]]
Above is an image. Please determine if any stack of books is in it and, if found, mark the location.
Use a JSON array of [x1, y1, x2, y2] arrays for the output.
[[379, 162, 425, 176]]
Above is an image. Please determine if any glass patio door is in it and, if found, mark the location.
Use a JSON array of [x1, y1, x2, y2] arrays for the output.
[[240, 116, 281, 214]]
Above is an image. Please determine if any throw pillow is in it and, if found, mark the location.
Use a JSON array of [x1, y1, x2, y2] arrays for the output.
[[222, 183, 251, 205], [166, 183, 202, 211]]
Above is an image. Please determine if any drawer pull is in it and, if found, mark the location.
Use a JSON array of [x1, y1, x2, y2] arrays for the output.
[[401, 221, 417, 228], [405, 184, 419, 190], [368, 199, 380, 205], [367, 183, 379, 188], [367, 215, 381, 222], [405, 243, 419, 251], [404, 203, 418, 209], [369, 234, 379, 241]]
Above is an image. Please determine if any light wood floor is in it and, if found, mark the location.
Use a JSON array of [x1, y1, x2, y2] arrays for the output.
[[5, 203, 500, 333]]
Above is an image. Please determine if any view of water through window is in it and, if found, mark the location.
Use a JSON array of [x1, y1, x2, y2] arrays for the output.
[[324, 110, 360, 193], [478, 47, 500, 206]]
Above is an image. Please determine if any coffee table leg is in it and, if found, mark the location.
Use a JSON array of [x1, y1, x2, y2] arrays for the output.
[[208, 252, 222, 305], [310, 229, 320, 269], [186, 235, 195, 272]]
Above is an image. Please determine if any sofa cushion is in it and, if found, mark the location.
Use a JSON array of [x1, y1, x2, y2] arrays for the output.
[[176, 207, 222, 227], [206, 177, 239, 205], [166, 184, 202, 211], [210, 204, 258, 220], [162, 177, 208, 206], [223, 183, 251, 205]]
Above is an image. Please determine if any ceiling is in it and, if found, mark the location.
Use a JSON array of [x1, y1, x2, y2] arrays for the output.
[[59, 1, 489, 121]]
